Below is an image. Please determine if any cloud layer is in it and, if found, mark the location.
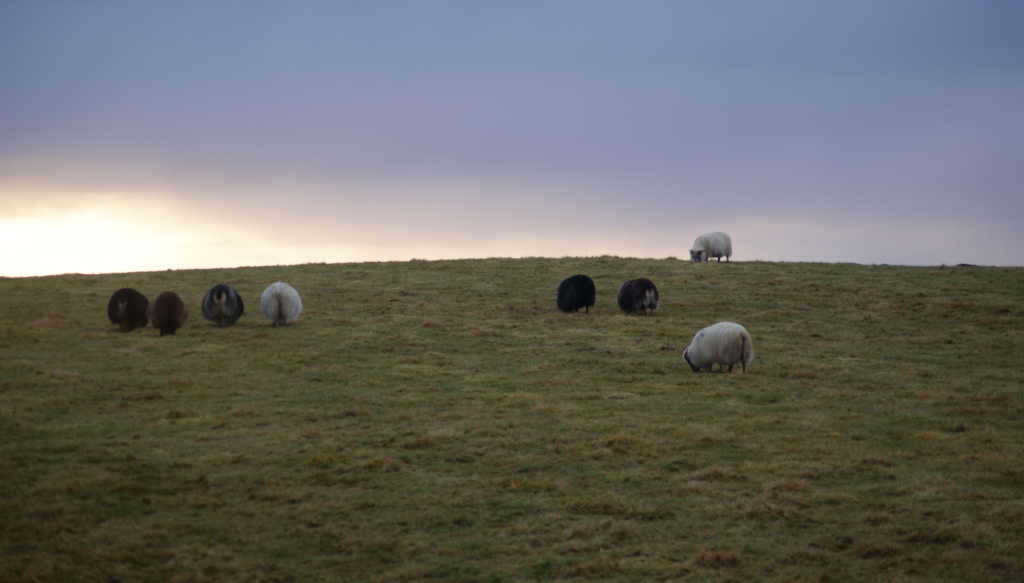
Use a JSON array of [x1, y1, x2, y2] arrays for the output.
[[2, 2, 1022, 275]]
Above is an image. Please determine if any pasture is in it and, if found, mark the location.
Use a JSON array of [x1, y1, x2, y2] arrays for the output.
[[1, 257, 1022, 582]]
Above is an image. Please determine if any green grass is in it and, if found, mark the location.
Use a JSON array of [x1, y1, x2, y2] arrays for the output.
[[1, 257, 1022, 582]]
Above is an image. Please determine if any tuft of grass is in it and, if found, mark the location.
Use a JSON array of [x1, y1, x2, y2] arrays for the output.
[[1, 258, 1023, 581]]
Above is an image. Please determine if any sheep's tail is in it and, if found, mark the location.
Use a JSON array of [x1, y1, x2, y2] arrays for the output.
[[117, 299, 129, 331], [644, 289, 658, 315], [741, 332, 753, 373]]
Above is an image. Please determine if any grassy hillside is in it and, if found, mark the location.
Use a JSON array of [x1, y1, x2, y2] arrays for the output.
[[1, 257, 1022, 582]]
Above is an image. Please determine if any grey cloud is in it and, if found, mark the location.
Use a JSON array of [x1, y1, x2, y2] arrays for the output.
[[1, 2, 1022, 262]]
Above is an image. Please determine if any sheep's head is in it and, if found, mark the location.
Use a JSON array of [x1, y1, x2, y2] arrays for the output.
[[682, 348, 701, 372], [690, 250, 706, 263]]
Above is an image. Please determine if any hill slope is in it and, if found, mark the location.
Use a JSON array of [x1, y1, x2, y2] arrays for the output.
[[2, 258, 1022, 581]]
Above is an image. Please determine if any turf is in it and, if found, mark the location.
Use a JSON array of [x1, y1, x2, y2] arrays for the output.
[[1, 257, 1022, 582]]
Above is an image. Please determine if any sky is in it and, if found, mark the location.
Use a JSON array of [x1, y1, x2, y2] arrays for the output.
[[2, 2, 1023, 277]]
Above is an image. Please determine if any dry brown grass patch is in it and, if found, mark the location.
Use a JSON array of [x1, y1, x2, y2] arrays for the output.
[[691, 465, 746, 482], [686, 547, 740, 569], [858, 539, 903, 558], [355, 455, 405, 472], [564, 519, 639, 542], [864, 512, 893, 525], [564, 498, 630, 516], [403, 427, 457, 449], [570, 556, 622, 577], [738, 480, 811, 520], [602, 433, 652, 455]]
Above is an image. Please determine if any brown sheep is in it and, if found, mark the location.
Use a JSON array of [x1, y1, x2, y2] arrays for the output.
[[147, 291, 189, 336]]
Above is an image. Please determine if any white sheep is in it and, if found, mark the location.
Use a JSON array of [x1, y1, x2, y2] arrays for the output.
[[690, 232, 732, 262], [260, 282, 302, 327], [682, 321, 753, 373]]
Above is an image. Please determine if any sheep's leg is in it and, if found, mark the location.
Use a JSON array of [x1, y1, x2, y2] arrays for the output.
[[728, 364, 734, 373]]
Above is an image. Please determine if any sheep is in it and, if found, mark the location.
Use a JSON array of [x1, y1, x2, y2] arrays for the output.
[[690, 232, 732, 262], [556, 274, 596, 314], [107, 288, 149, 332], [682, 321, 753, 373], [201, 284, 245, 327], [617, 278, 659, 316], [147, 291, 189, 336], [260, 282, 302, 327]]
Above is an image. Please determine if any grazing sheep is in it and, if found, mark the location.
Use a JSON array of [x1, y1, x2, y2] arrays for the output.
[[682, 321, 753, 373], [260, 282, 302, 327], [690, 232, 732, 262], [202, 284, 245, 327], [557, 274, 597, 314], [107, 288, 149, 332], [147, 291, 189, 336], [617, 278, 659, 316]]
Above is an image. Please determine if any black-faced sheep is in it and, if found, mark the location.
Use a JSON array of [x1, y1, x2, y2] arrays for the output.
[[201, 284, 244, 327], [147, 291, 189, 336], [682, 321, 753, 373], [617, 278, 659, 316], [690, 232, 732, 262], [557, 274, 596, 314], [260, 282, 302, 327], [107, 288, 149, 332]]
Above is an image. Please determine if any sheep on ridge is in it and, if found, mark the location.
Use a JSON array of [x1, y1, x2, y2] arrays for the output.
[[690, 232, 732, 262], [202, 284, 245, 327], [617, 278, 659, 316], [147, 291, 189, 336], [260, 282, 302, 327], [682, 321, 753, 373], [557, 274, 596, 314], [107, 288, 149, 332]]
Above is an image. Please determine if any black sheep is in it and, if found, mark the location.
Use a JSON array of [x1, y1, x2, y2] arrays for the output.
[[617, 278, 659, 316], [147, 291, 189, 336], [201, 284, 245, 327], [556, 274, 596, 314], [107, 288, 150, 332]]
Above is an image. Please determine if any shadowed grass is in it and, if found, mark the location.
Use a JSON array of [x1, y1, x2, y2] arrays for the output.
[[1, 258, 1022, 581]]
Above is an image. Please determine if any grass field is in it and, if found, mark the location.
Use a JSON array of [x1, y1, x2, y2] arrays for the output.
[[1, 257, 1022, 582]]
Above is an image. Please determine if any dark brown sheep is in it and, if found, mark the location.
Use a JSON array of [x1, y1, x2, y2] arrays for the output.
[[147, 291, 189, 336]]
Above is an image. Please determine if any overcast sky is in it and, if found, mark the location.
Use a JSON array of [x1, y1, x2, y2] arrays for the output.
[[2, 2, 1022, 276]]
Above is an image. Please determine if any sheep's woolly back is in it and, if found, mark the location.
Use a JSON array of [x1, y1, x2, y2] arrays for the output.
[[202, 284, 245, 327], [147, 291, 189, 336], [260, 282, 302, 327], [682, 321, 753, 373], [556, 274, 596, 313], [107, 288, 149, 332], [690, 232, 733, 262], [617, 278, 659, 316]]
